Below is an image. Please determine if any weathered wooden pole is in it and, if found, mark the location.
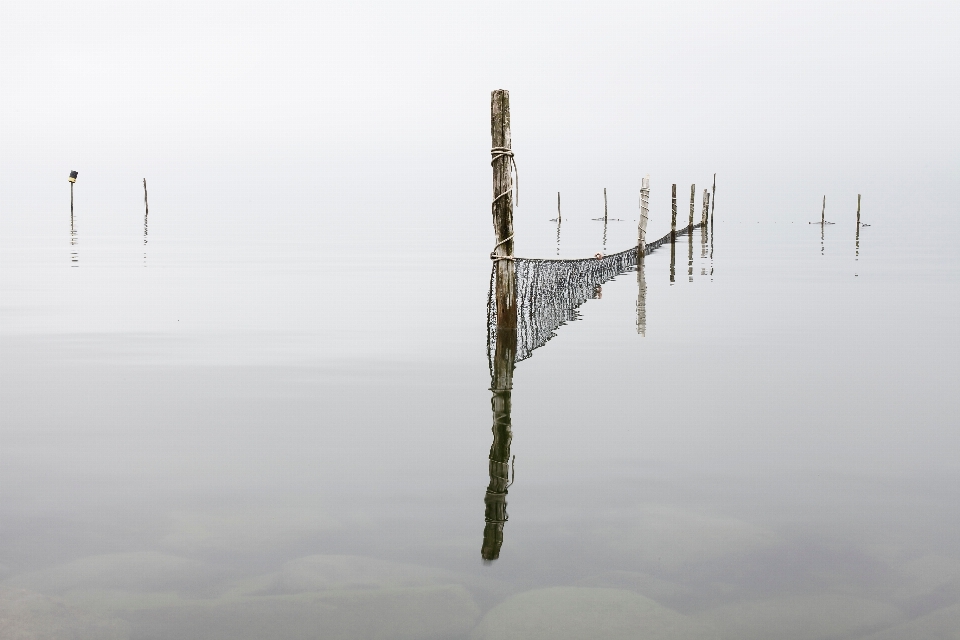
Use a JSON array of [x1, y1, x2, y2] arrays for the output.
[[671, 183, 678, 242], [689, 184, 696, 229], [857, 194, 861, 226], [604, 187, 608, 223], [821, 195, 826, 224], [638, 175, 650, 252], [490, 90, 516, 331], [702, 189, 709, 226], [557, 192, 561, 222], [68, 170, 78, 217], [143, 179, 149, 218], [711, 173, 716, 215]]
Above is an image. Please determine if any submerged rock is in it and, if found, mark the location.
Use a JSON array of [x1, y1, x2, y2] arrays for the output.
[[124, 584, 480, 640], [4, 552, 214, 595], [279, 554, 450, 594], [470, 587, 715, 640], [0, 585, 129, 640], [692, 593, 903, 640], [858, 602, 960, 640], [592, 505, 782, 574]]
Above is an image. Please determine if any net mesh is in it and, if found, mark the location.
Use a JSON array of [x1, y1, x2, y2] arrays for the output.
[[488, 222, 702, 365]]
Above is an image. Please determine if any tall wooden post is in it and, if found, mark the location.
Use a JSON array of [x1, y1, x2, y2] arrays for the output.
[[557, 192, 561, 222], [70, 182, 74, 217], [143, 179, 149, 218], [702, 189, 709, 226], [490, 90, 516, 331], [604, 187, 608, 223], [484, 89, 518, 562], [689, 184, 696, 229], [711, 173, 716, 215], [857, 194, 861, 226], [821, 195, 826, 225], [638, 176, 650, 252], [671, 183, 678, 241]]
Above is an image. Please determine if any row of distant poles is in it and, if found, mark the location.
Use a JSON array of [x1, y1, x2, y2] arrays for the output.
[[67, 171, 151, 266], [811, 194, 869, 227]]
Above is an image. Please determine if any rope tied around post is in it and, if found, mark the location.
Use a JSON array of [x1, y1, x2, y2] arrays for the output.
[[490, 233, 516, 262], [490, 146, 519, 208]]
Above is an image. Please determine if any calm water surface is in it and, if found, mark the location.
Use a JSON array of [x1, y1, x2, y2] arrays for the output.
[[2, 174, 959, 639]]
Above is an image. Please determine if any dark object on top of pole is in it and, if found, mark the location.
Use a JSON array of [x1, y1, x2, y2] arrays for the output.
[[68, 171, 78, 183]]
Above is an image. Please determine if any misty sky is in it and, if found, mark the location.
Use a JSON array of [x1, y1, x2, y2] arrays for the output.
[[3, 1, 957, 167]]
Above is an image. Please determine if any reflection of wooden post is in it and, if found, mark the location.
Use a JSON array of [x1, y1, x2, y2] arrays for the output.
[[689, 184, 695, 228], [670, 233, 676, 283], [482, 324, 515, 562], [636, 253, 647, 335], [490, 90, 516, 330]]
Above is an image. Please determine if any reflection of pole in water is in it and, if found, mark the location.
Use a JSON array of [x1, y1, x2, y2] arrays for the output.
[[68, 171, 79, 267], [602, 215, 608, 255], [710, 189, 717, 280], [555, 217, 561, 256], [636, 249, 647, 335], [687, 187, 694, 282], [483, 319, 515, 562], [143, 178, 150, 267], [700, 190, 709, 262], [670, 233, 676, 284]]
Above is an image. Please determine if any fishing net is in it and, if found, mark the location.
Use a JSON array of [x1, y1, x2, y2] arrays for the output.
[[487, 222, 702, 365]]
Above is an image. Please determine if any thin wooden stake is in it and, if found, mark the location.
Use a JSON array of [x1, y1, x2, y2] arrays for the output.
[[702, 189, 709, 226], [604, 187, 608, 223], [143, 179, 149, 218], [490, 89, 516, 331], [822, 195, 826, 224], [711, 173, 716, 215], [857, 194, 861, 226], [689, 183, 696, 228], [671, 183, 677, 242], [70, 182, 74, 217], [557, 192, 561, 222]]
